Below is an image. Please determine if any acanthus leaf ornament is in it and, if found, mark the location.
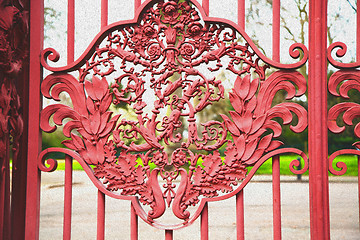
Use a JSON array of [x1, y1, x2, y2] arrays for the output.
[[0, 1, 27, 171], [328, 70, 360, 175], [39, 0, 308, 229]]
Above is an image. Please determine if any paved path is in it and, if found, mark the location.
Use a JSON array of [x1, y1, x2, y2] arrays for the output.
[[39, 171, 360, 240]]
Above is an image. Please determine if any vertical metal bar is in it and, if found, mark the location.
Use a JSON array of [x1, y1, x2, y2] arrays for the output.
[[63, 155, 73, 240], [68, 0, 75, 64], [201, 203, 209, 240], [135, 0, 141, 15], [236, 190, 245, 240], [11, 2, 31, 237], [25, 0, 44, 239], [272, 0, 280, 61], [131, 202, 138, 240], [358, 155, 360, 229], [0, 135, 10, 240], [165, 230, 173, 240], [357, 0, 360, 62], [272, 155, 281, 240], [237, 0, 245, 30], [97, 191, 105, 240], [308, 0, 330, 239], [101, 0, 108, 29], [202, 0, 209, 16]]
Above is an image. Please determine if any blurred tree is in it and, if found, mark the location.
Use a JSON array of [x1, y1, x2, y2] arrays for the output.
[[245, 0, 359, 154]]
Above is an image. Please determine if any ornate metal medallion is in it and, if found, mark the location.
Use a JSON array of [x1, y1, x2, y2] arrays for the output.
[[39, 0, 308, 229]]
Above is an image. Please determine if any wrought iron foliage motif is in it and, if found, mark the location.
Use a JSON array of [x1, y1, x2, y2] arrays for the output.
[[0, 0, 27, 172], [328, 68, 360, 175], [40, 0, 308, 228]]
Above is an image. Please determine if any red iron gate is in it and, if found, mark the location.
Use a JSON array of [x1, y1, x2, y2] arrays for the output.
[[1, 0, 360, 239]]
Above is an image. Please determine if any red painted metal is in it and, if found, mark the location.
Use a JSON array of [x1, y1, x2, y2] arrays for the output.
[[64, 155, 73, 240], [38, 0, 309, 231], [68, 0, 75, 63], [272, 0, 280, 62], [16, 0, 360, 239], [131, 202, 138, 240], [236, 190, 244, 240], [101, 0, 108, 29], [165, 230, 173, 240], [0, 133, 10, 240], [272, 155, 281, 240], [97, 191, 106, 240], [0, 0, 29, 238], [357, 0, 360, 62], [200, 202, 208, 240], [237, 0, 245, 30], [327, 69, 360, 231], [308, 0, 330, 239], [202, 0, 209, 16], [25, 0, 43, 239], [135, 0, 141, 11]]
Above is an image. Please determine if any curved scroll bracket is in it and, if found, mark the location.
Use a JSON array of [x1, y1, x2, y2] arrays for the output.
[[328, 149, 360, 176], [328, 42, 360, 69]]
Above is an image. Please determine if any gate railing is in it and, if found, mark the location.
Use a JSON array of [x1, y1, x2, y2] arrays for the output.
[[17, 0, 360, 240]]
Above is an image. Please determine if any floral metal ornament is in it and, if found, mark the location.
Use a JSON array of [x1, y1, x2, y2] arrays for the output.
[[0, 2, 27, 238], [39, 0, 308, 229], [0, 0, 27, 183], [328, 69, 360, 175], [327, 42, 360, 176]]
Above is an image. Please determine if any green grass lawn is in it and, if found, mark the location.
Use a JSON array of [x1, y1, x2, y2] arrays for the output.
[[53, 155, 359, 176]]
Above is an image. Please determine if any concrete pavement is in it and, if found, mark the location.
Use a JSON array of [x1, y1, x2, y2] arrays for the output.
[[39, 171, 360, 240]]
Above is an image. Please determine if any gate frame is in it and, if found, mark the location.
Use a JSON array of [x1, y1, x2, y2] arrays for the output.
[[25, 0, 43, 239], [18, 0, 354, 239], [308, 0, 330, 239]]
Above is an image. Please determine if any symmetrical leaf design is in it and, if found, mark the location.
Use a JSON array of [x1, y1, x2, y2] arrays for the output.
[[39, 0, 308, 227]]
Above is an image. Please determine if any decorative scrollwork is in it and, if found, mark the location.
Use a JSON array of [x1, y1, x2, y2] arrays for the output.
[[328, 69, 360, 176], [328, 70, 360, 147], [328, 42, 360, 69], [40, 0, 308, 228], [328, 149, 360, 176]]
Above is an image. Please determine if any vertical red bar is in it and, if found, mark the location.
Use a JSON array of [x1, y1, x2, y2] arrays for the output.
[[101, 0, 108, 29], [308, 0, 330, 239], [165, 230, 173, 240], [25, 0, 44, 239], [236, 190, 245, 240], [357, 0, 360, 62], [134, 0, 141, 15], [201, 203, 209, 240], [68, 0, 75, 64], [97, 191, 105, 240], [358, 155, 360, 229], [63, 155, 73, 240], [272, 155, 281, 240], [272, 0, 280, 61], [238, 0, 245, 30], [131, 202, 138, 240], [202, 0, 209, 16], [0, 135, 10, 240]]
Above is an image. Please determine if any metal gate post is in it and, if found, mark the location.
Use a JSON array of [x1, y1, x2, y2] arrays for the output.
[[308, 0, 330, 239], [25, 0, 44, 239]]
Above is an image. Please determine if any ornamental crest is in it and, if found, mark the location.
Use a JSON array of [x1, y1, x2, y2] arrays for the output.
[[40, 0, 308, 228]]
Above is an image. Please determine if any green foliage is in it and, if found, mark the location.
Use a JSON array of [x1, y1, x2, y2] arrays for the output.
[[42, 130, 67, 159], [53, 154, 358, 177]]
